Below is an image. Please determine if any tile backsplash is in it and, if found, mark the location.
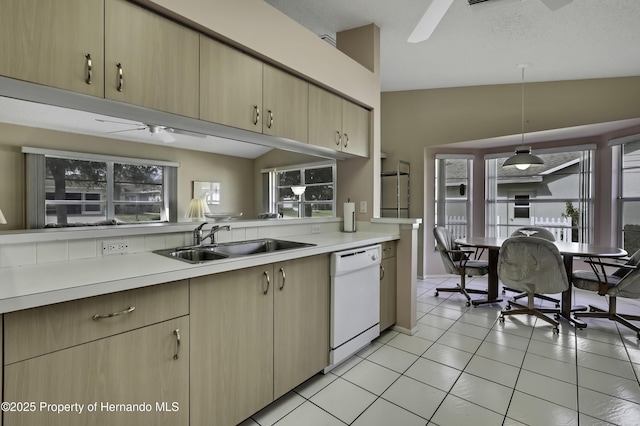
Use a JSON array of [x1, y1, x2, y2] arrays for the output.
[[0, 221, 342, 268]]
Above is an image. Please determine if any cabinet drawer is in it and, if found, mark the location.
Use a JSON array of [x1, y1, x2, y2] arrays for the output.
[[381, 241, 396, 259], [4, 280, 188, 364]]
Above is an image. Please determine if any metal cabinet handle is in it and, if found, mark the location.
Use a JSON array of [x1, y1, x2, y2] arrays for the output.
[[343, 133, 349, 148], [173, 329, 181, 360], [253, 105, 260, 125], [92, 305, 135, 320], [267, 110, 274, 129], [116, 63, 123, 92], [263, 271, 270, 295], [85, 53, 92, 85], [380, 264, 385, 280], [279, 267, 286, 290], [335, 131, 341, 146]]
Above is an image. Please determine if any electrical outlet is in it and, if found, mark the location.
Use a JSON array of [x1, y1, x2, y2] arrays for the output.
[[359, 201, 367, 213], [102, 240, 129, 255], [311, 224, 321, 234]]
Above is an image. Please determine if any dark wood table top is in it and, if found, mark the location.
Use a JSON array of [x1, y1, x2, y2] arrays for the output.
[[457, 237, 627, 258]]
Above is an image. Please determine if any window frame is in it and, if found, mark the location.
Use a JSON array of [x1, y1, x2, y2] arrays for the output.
[[435, 154, 474, 240], [262, 160, 336, 219], [485, 144, 594, 242], [614, 135, 640, 251], [24, 147, 178, 228]]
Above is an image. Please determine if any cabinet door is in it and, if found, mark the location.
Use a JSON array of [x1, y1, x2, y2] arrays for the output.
[[342, 100, 370, 158], [274, 255, 330, 399], [3, 317, 189, 426], [263, 65, 309, 142], [0, 0, 104, 97], [380, 256, 397, 331], [105, 0, 199, 118], [190, 266, 274, 426], [200, 36, 263, 132], [308, 85, 343, 151]]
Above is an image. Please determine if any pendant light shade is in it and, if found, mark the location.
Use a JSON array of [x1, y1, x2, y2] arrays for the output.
[[503, 63, 544, 170], [502, 146, 544, 170]]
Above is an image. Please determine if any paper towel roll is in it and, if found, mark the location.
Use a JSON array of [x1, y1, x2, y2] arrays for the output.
[[343, 202, 356, 232]]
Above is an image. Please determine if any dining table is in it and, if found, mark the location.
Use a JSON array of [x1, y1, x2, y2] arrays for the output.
[[456, 237, 627, 328]]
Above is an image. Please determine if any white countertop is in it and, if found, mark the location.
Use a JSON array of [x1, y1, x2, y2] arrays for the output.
[[0, 231, 397, 314]]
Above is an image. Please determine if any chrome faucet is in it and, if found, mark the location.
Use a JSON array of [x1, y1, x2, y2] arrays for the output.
[[194, 224, 231, 245], [192, 222, 209, 245]]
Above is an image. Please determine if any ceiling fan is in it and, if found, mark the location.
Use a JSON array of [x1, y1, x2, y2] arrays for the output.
[[95, 118, 205, 143], [408, 0, 573, 43]]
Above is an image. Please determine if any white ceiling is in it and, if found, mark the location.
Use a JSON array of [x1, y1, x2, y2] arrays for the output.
[[264, 0, 640, 92]]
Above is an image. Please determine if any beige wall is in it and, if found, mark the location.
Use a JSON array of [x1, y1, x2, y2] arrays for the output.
[[381, 76, 640, 276], [0, 123, 254, 230]]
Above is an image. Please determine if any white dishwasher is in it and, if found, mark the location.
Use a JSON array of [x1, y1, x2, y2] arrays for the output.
[[326, 244, 381, 372]]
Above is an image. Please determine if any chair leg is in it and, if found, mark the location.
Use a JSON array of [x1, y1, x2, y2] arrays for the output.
[[574, 298, 640, 338], [500, 293, 560, 333], [434, 272, 487, 307], [505, 288, 560, 307]]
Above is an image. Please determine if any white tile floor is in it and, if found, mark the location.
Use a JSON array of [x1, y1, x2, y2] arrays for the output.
[[239, 276, 640, 426]]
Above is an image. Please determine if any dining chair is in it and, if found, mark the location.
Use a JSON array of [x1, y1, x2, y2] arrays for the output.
[[503, 226, 561, 308], [497, 236, 569, 333], [572, 248, 640, 338], [433, 226, 488, 307]]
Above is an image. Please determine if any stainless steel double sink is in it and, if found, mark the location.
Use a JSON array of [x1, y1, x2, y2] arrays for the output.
[[153, 238, 315, 264]]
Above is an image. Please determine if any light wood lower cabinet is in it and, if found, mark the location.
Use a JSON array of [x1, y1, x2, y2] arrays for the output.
[[190, 255, 329, 425], [273, 256, 329, 399], [2, 281, 189, 426], [3, 316, 189, 426], [380, 241, 397, 331], [190, 265, 274, 426]]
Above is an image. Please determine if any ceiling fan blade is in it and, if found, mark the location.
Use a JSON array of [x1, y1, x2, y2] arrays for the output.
[[408, 0, 454, 43], [95, 118, 141, 126], [155, 130, 176, 143], [107, 127, 144, 134], [539, 0, 572, 11]]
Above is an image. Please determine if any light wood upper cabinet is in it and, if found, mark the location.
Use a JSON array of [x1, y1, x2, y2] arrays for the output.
[[309, 85, 370, 157], [342, 99, 370, 157], [273, 255, 329, 399], [0, 0, 104, 97], [263, 65, 309, 142], [104, 0, 199, 118], [200, 38, 308, 141], [190, 265, 274, 426], [4, 316, 189, 426], [200, 36, 263, 132], [308, 85, 343, 151]]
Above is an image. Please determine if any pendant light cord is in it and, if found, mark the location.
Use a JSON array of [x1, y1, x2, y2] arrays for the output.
[[521, 65, 525, 147]]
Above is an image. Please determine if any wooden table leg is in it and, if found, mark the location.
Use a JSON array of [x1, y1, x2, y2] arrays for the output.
[[562, 254, 587, 328], [472, 248, 503, 307]]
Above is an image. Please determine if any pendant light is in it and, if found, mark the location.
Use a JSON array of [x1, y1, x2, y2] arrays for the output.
[[503, 63, 544, 171]]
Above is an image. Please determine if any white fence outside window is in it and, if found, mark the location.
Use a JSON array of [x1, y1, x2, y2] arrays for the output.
[[450, 216, 573, 241]]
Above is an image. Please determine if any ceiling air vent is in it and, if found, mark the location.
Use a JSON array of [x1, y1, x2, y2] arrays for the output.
[[467, 0, 523, 10], [319, 34, 336, 47]]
